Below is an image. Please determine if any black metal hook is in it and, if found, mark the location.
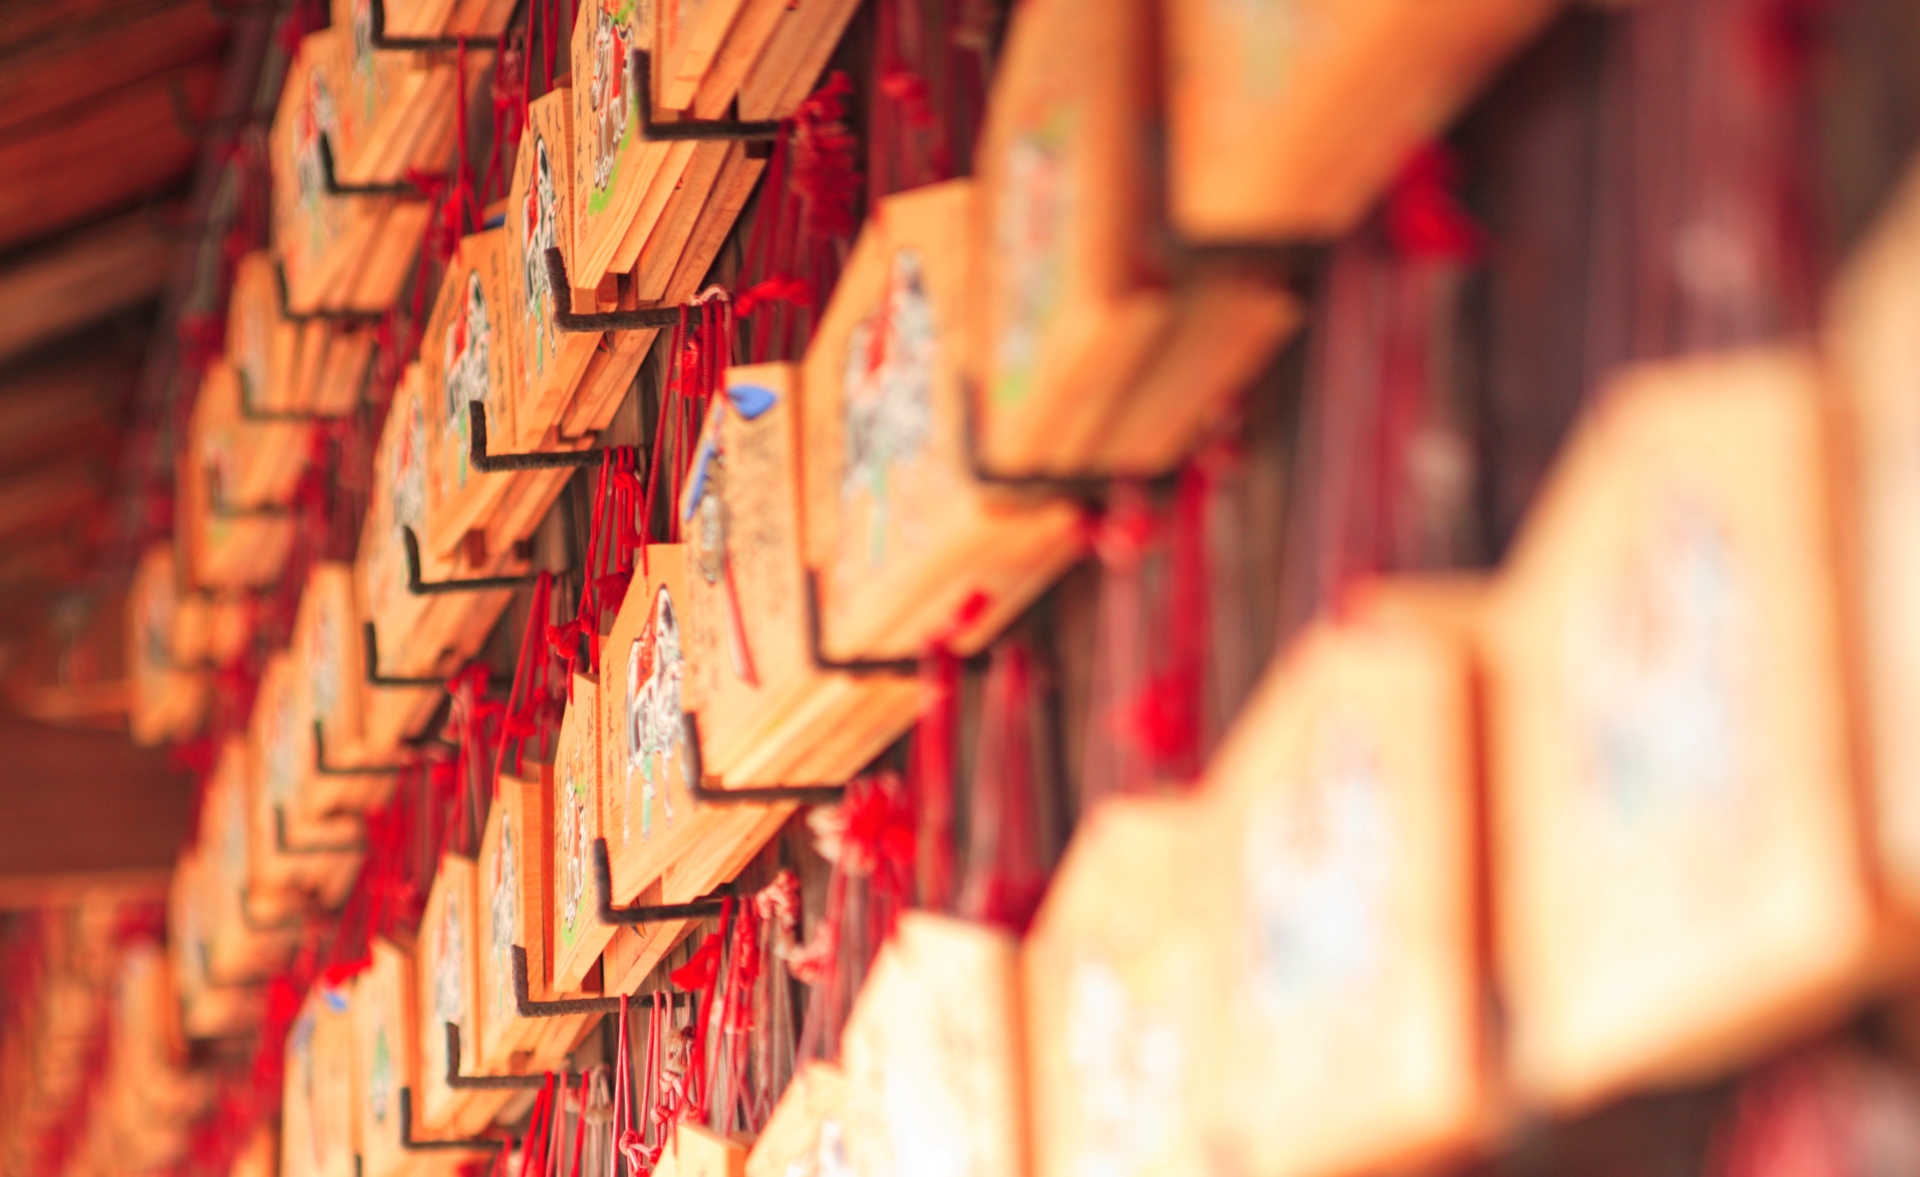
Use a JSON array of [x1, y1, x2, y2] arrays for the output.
[[397, 1087, 508, 1153], [680, 711, 847, 806], [469, 401, 620, 472], [629, 50, 782, 142], [363, 621, 446, 687], [803, 569, 920, 675], [318, 131, 435, 200], [314, 721, 409, 777], [444, 1022, 550, 1090], [543, 248, 691, 333], [276, 262, 387, 325], [274, 806, 368, 856], [510, 946, 624, 1016], [591, 838, 732, 926], [402, 526, 543, 595], [508, 946, 699, 1019]]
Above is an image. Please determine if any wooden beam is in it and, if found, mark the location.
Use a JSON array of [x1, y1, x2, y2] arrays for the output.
[[0, 713, 188, 905], [0, 211, 174, 364], [0, 1, 225, 142], [0, 62, 217, 253]]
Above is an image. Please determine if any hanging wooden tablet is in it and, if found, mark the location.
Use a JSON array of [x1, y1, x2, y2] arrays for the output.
[[422, 228, 526, 560], [179, 362, 300, 590], [170, 849, 261, 1040], [1483, 350, 1874, 1110], [356, 936, 495, 1177], [1163, 0, 1555, 243], [1024, 796, 1229, 1177], [802, 181, 1087, 661], [249, 653, 363, 907], [418, 854, 517, 1133], [289, 560, 395, 817], [283, 983, 359, 1177], [228, 251, 300, 415], [1828, 164, 1920, 917], [204, 740, 300, 984], [842, 912, 1028, 1177], [274, 31, 387, 314], [357, 364, 517, 698], [552, 673, 616, 990], [572, 0, 658, 286], [293, 562, 389, 780], [509, 88, 599, 451], [474, 773, 593, 1072], [127, 545, 207, 746], [684, 364, 919, 787], [600, 544, 796, 909], [745, 1061, 849, 1177], [1201, 602, 1487, 1177], [970, 0, 1168, 475]]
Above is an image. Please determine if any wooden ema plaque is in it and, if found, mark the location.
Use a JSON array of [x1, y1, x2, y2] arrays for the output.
[[801, 181, 1087, 661], [1828, 164, 1920, 917], [179, 362, 299, 591], [1482, 350, 1874, 1110], [1200, 604, 1486, 1177], [508, 89, 598, 452], [552, 674, 617, 991], [281, 984, 357, 1177], [1164, 0, 1554, 243], [356, 937, 492, 1176], [227, 251, 300, 414], [170, 849, 262, 1040], [127, 544, 207, 747], [474, 774, 593, 1072], [292, 562, 395, 815], [204, 740, 299, 983], [971, 0, 1299, 477], [842, 912, 1028, 1177], [250, 653, 364, 908], [273, 30, 387, 314], [685, 364, 920, 787], [745, 1061, 848, 1177], [357, 364, 516, 699], [600, 545, 792, 913], [571, 0, 657, 286], [294, 561, 391, 782], [1023, 796, 1228, 1177], [422, 228, 525, 561], [417, 854, 515, 1133]]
